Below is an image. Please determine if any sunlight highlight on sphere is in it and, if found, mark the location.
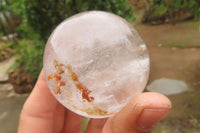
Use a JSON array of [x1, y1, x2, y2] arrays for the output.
[[43, 11, 150, 118]]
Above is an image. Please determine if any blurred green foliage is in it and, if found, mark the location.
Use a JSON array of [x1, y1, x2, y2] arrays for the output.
[[4, 0, 135, 82], [10, 39, 44, 81], [147, 0, 200, 20], [168, 0, 200, 20], [0, 0, 20, 35], [10, 0, 135, 40]]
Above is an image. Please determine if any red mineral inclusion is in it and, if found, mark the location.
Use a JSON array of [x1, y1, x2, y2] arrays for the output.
[[67, 64, 94, 102], [54, 74, 61, 81], [47, 60, 94, 102], [47, 62, 66, 95]]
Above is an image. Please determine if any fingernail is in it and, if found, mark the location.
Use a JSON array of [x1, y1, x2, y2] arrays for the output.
[[137, 108, 170, 132]]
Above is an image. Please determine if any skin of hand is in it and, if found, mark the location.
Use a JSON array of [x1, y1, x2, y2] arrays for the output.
[[18, 69, 172, 133]]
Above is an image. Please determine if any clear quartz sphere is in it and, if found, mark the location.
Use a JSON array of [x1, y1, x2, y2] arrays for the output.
[[43, 11, 150, 118]]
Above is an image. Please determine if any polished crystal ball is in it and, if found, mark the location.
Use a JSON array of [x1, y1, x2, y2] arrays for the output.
[[43, 11, 150, 118]]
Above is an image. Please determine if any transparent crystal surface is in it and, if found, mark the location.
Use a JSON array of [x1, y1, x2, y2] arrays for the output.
[[43, 11, 150, 118]]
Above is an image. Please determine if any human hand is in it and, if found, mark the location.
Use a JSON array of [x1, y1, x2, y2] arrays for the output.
[[18, 69, 171, 133]]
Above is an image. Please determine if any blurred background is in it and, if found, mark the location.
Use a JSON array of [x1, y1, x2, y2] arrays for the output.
[[0, 0, 199, 133]]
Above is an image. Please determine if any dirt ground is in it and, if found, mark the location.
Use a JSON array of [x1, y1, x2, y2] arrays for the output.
[[136, 21, 200, 133], [136, 21, 200, 87]]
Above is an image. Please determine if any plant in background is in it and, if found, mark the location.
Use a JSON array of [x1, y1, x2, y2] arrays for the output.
[[169, 0, 200, 20], [11, 39, 44, 81], [23, 0, 135, 40], [143, 0, 200, 24], [0, 42, 15, 61], [5, 0, 135, 83], [0, 0, 22, 35]]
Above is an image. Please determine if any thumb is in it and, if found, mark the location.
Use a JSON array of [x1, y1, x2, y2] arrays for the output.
[[102, 92, 172, 133]]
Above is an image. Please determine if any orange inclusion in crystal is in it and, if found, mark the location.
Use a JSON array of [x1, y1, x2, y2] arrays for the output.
[[59, 81, 66, 86], [48, 74, 54, 80], [47, 63, 65, 95], [54, 74, 61, 81], [67, 64, 94, 102], [55, 87, 61, 95]]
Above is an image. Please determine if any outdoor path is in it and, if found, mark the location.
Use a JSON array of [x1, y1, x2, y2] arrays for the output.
[[0, 95, 28, 133], [136, 21, 200, 90], [0, 56, 16, 82], [0, 56, 17, 100], [136, 21, 200, 133], [0, 55, 29, 133]]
